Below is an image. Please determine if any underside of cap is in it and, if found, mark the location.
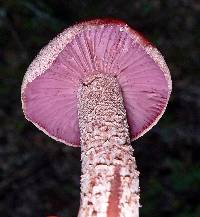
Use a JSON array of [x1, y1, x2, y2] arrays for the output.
[[21, 19, 172, 147]]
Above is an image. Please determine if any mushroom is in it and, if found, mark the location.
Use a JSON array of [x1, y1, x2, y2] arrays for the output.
[[21, 19, 172, 217]]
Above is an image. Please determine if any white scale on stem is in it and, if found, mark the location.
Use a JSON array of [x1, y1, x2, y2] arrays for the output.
[[77, 73, 140, 217]]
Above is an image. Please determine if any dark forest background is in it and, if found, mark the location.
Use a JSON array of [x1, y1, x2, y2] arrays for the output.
[[0, 1, 199, 217]]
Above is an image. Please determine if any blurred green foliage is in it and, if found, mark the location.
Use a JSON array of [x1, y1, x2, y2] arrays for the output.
[[0, 0, 199, 217]]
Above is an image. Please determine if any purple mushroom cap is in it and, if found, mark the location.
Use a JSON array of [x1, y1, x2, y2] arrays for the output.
[[21, 19, 172, 147]]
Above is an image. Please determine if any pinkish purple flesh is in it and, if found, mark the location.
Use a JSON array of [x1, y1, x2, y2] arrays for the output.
[[21, 20, 172, 217], [22, 23, 170, 147]]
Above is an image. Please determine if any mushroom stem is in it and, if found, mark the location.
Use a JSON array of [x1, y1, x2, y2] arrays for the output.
[[77, 74, 140, 217]]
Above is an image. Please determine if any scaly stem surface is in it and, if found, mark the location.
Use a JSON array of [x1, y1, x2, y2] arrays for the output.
[[77, 74, 139, 217]]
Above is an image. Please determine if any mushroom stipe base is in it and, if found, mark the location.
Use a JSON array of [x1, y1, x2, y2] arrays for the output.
[[77, 73, 140, 217]]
